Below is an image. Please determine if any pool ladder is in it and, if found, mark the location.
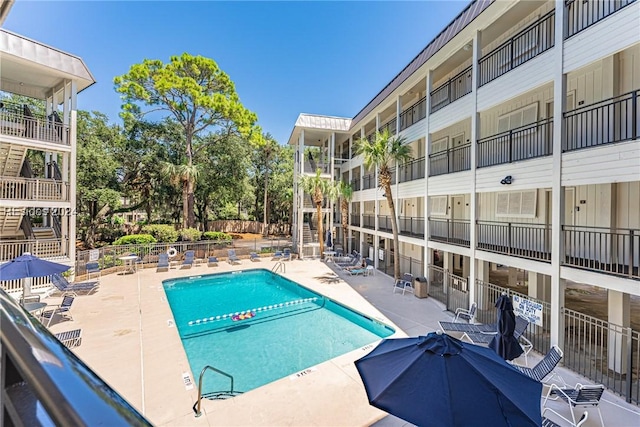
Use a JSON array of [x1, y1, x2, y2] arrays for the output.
[[272, 261, 286, 274], [193, 365, 242, 417]]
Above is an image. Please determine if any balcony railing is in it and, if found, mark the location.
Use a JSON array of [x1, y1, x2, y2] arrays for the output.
[[563, 90, 639, 152], [399, 97, 427, 131], [565, 0, 637, 39], [350, 213, 361, 227], [378, 215, 392, 233], [0, 104, 69, 145], [563, 225, 639, 280], [365, 131, 375, 143], [378, 117, 397, 136], [362, 173, 376, 190], [350, 177, 361, 191], [479, 11, 555, 87], [362, 214, 375, 230], [477, 118, 553, 168], [477, 221, 551, 262], [429, 218, 471, 247], [399, 216, 425, 238], [0, 238, 67, 262], [428, 144, 471, 176], [399, 157, 425, 183], [303, 161, 330, 174], [430, 65, 473, 113], [340, 149, 349, 159], [0, 176, 69, 201]]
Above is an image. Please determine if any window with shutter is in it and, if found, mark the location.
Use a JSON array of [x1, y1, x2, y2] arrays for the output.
[[431, 137, 449, 154], [496, 190, 537, 218], [497, 103, 538, 132], [430, 196, 448, 216]]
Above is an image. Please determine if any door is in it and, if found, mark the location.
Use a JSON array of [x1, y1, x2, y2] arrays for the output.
[[451, 195, 468, 243]]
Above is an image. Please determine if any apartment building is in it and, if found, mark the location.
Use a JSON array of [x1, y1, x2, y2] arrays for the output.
[[0, 19, 95, 281], [290, 0, 640, 400]]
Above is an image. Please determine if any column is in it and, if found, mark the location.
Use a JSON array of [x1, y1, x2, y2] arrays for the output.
[[424, 71, 432, 278], [527, 271, 546, 300], [469, 32, 481, 307], [607, 290, 631, 373], [298, 130, 305, 258], [507, 267, 519, 285]]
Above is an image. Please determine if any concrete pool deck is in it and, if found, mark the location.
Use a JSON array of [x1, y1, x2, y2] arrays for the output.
[[43, 257, 640, 426]]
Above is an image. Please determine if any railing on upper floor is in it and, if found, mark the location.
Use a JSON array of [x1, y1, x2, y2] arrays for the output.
[[378, 215, 392, 233], [428, 218, 471, 247], [478, 11, 555, 87], [47, 161, 63, 181], [477, 118, 553, 168], [398, 157, 425, 183], [0, 238, 67, 263], [365, 131, 375, 143], [430, 65, 473, 113], [351, 177, 360, 191], [350, 213, 361, 227], [563, 225, 639, 280], [362, 214, 375, 230], [563, 89, 639, 152], [565, 0, 638, 39], [428, 144, 471, 176], [476, 220, 551, 262], [362, 173, 376, 190], [399, 97, 427, 131], [399, 216, 425, 238], [0, 176, 69, 202], [378, 117, 397, 136], [0, 288, 152, 426], [340, 148, 349, 160], [0, 103, 69, 145], [303, 161, 330, 174]]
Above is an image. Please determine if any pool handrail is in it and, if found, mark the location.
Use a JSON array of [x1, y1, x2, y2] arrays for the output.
[[193, 365, 238, 417]]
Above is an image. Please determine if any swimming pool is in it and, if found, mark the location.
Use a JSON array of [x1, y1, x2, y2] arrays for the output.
[[162, 269, 394, 395]]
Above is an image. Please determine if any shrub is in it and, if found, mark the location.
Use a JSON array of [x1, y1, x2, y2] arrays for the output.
[[113, 234, 157, 246], [180, 227, 202, 241], [142, 224, 179, 243], [202, 231, 232, 242]]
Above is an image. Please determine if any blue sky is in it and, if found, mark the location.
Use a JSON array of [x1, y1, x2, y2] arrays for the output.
[[4, 1, 467, 145]]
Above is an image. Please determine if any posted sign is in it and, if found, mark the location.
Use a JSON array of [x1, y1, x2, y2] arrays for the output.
[[512, 295, 543, 327]]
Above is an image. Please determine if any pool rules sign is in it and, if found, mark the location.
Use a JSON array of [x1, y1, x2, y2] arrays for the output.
[[511, 295, 543, 327]]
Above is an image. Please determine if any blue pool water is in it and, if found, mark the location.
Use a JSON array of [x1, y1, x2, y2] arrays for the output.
[[162, 269, 394, 394]]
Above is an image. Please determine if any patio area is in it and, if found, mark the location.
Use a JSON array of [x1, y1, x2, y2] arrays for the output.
[[38, 256, 640, 426]]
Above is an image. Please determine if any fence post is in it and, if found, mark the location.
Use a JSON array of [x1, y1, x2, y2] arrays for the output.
[[625, 327, 633, 403], [508, 223, 512, 255], [444, 269, 450, 310], [629, 230, 634, 279], [632, 90, 637, 140]]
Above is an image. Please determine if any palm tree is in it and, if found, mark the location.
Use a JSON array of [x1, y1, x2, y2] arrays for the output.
[[337, 181, 353, 250], [299, 169, 336, 258], [355, 129, 411, 280]]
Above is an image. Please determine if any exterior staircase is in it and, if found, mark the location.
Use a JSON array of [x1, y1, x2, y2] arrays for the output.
[[0, 143, 28, 177], [32, 227, 56, 240], [302, 223, 315, 244], [0, 207, 24, 238]]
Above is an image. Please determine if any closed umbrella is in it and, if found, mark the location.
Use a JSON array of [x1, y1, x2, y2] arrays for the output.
[[325, 230, 332, 249], [489, 292, 524, 361], [0, 253, 70, 298], [355, 331, 541, 427]]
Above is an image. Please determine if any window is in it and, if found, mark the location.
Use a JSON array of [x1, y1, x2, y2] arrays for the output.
[[496, 190, 537, 218], [431, 137, 449, 154], [497, 103, 538, 133], [430, 196, 448, 216]]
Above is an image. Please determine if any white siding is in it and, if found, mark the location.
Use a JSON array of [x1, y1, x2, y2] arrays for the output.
[[563, 2, 640, 73], [477, 50, 555, 111], [562, 141, 640, 186], [616, 181, 640, 229], [399, 119, 427, 144], [476, 157, 554, 192], [428, 171, 472, 195], [619, 44, 640, 93], [429, 94, 473, 133], [398, 179, 426, 199]]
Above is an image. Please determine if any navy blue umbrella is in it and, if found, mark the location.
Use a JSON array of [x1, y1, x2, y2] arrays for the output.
[[0, 253, 69, 280], [355, 331, 541, 427], [325, 230, 332, 249], [489, 293, 524, 361]]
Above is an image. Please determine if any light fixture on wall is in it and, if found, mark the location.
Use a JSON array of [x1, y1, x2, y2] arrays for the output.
[[500, 175, 513, 185], [463, 42, 472, 51]]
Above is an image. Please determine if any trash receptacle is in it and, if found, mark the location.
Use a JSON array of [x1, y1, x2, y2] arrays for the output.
[[414, 277, 428, 298]]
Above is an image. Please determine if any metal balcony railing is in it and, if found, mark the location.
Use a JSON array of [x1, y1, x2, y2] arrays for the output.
[[399, 97, 427, 131], [378, 117, 397, 136], [563, 225, 639, 280], [479, 11, 555, 87], [399, 216, 425, 238], [430, 65, 473, 113], [477, 118, 553, 168], [378, 215, 392, 233], [428, 144, 471, 176], [477, 221, 551, 262], [0, 176, 69, 201], [350, 213, 361, 227], [563, 89, 639, 152], [362, 214, 375, 230], [362, 173, 376, 190], [429, 218, 471, 247], [398, 157, 425, 183], [0, 103, 69, 145], [565, 0, 637, 39], [351, 177, 360, 191], [303, 162, 330, 174]]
